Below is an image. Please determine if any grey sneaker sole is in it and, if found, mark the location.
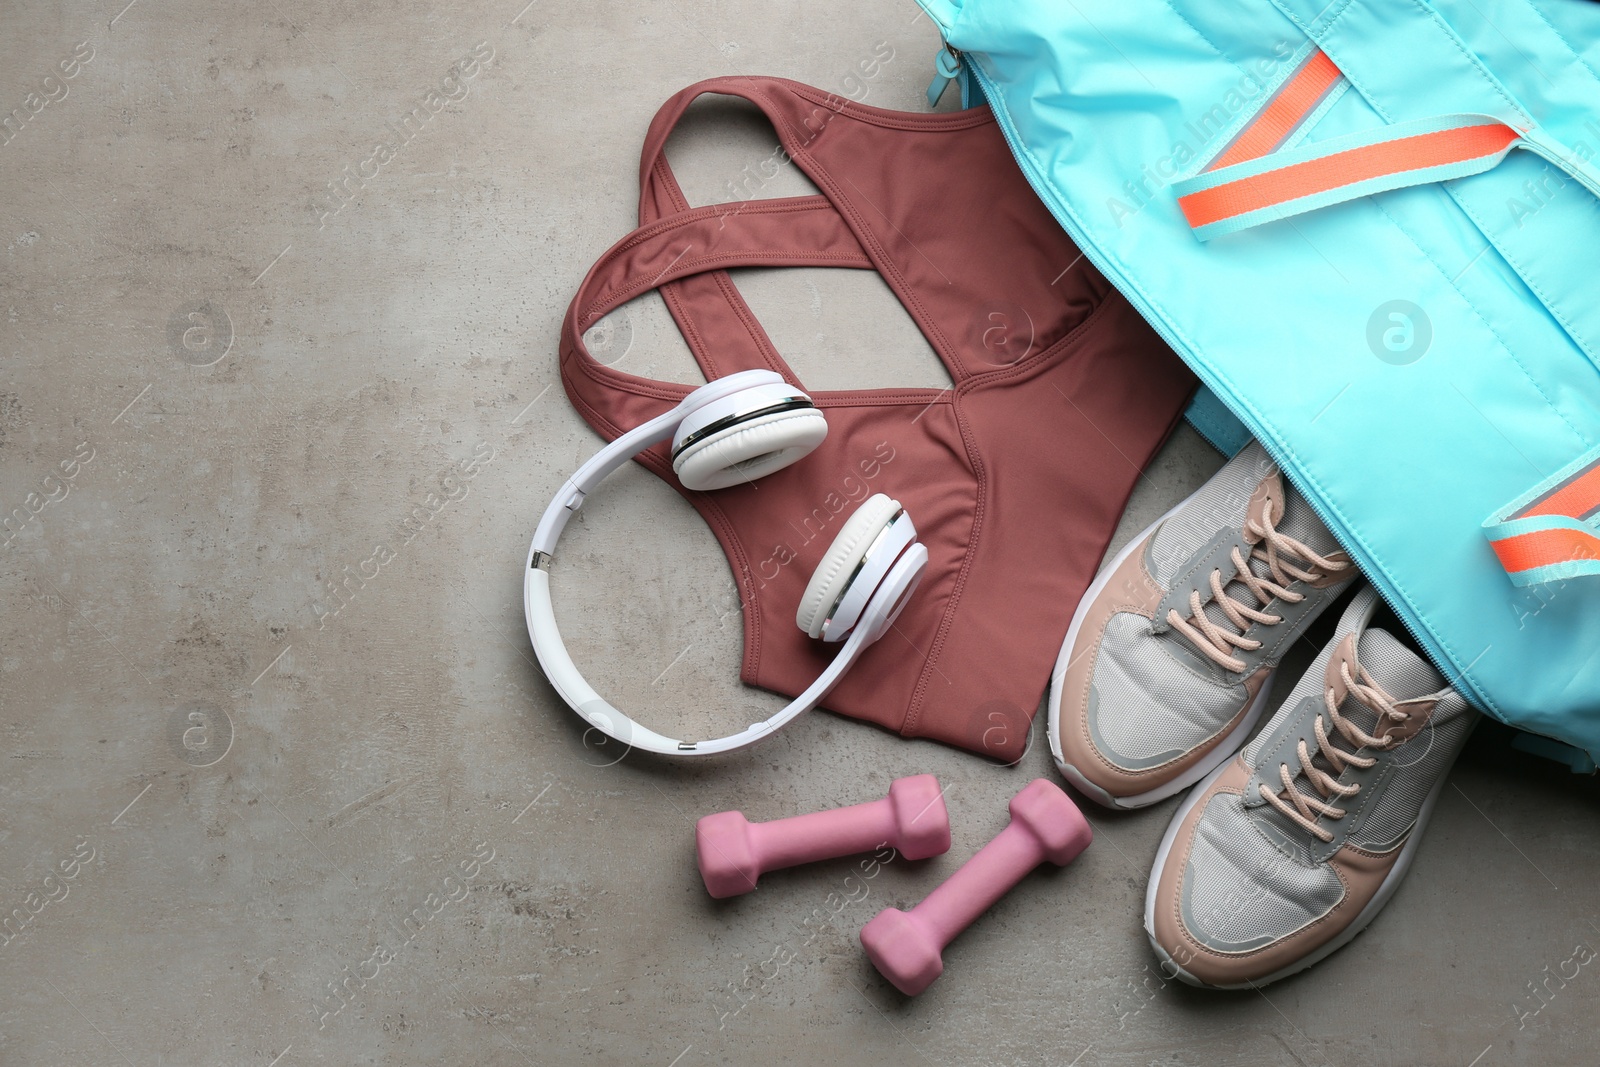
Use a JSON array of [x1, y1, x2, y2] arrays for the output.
[[1142, 755, 1454, 989], [1047, 499, 1277, 811]]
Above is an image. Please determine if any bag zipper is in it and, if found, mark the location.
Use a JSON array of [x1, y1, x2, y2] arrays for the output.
[[926, 45, 963, 108]]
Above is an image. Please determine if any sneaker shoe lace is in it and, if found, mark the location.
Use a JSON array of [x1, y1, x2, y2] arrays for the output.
[[1258, 653, 1426, 842], [1167, 498, 1351, 672]]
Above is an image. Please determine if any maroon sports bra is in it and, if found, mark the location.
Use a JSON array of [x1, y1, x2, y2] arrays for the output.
[[559, 76, 1195, 761]]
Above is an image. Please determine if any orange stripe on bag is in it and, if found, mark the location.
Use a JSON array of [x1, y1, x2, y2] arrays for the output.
[[1520, 460, 1600, 520], [1181, 124, 1519, 229], [1491, 527, 1600, 573], [1210, 51, 1343, 170]]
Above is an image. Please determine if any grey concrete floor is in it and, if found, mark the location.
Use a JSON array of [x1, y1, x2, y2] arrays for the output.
[[2, 1, 1598, 1065]]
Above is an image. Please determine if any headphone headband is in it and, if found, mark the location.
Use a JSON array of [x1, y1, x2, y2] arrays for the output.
[[524, 373, 926, 757]]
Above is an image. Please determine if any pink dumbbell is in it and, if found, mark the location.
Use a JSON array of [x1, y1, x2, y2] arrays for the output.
[[696, 774, 951, 899], [859, 778, 1091, 995]]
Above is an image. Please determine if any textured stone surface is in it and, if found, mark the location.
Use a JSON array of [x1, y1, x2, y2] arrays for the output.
[[2, 1, 1597, 1064]]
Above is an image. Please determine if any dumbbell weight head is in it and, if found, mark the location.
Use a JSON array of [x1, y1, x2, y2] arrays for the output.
[[858, 906, 945, 996], [1008, 776, 1093, 866], [886, 774, 952, 861], [696, 810, 761, 899]]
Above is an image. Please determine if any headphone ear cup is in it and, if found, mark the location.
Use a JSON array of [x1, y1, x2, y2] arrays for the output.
[[673, 408, 828, 492], [858, 542, 927, 642], [795, 493, 900, 640]]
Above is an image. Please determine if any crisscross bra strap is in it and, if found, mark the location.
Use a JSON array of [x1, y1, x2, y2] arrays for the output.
[[636, 76, 867, 386], [561, 78, 893, 439]]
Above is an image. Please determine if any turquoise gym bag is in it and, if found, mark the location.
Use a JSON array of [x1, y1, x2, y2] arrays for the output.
[[913, 0, 1600, 761]]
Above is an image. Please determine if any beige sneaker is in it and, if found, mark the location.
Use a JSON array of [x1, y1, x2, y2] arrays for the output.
[[1048, 441, 1356, 809], [1144, 587, 1479, 987]]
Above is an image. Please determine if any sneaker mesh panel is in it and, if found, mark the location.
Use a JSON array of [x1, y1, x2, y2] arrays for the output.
[[1089, 611, 1248, 765], [1356, 691, 1475, 850]]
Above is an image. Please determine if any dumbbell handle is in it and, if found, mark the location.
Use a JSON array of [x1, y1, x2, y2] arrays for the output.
[[699, 775, 949, 899], [911, 820, 1041, 948], [748, 798, 899, 872]]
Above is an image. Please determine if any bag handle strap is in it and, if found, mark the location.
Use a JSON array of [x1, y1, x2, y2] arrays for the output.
[[1485, 445, 1600, 587], [1177, 109, 1523, 240], [1170, 48, 1600, 241], [1208, 48, 1347, 171]]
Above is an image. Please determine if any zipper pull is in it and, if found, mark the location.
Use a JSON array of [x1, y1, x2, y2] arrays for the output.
[[926, 45, 962, 108]]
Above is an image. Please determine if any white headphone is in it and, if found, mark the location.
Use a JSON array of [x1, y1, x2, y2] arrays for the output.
[[524, 369, 928, 756]]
